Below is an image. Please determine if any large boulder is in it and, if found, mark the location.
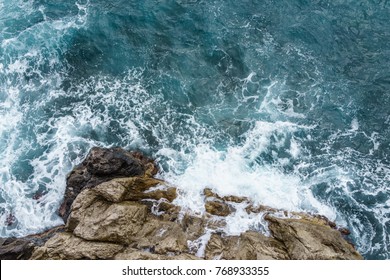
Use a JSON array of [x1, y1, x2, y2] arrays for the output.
[[31, 232, 124, 260], [0, 226, 63, 260], [205, 231, 289, 260], [33, 173, 188, 259], [59, 147, 156, 221], [0, 238, 36, 260], [265, 215, 363, 260]]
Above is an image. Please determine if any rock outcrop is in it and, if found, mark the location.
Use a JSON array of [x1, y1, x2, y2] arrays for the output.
[[265, 215, 361, 260], [0, 226, 63, 260], [0, 147, 363, 260], [59, 147, 157, 221]]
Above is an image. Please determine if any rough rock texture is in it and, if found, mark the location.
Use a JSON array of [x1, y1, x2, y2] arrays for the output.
[[31, 232, 124, 260], [30, 176, 195, 260], [205, 200, 232, 216], [0, 226, 64, 260], [265, 215, 362, 260], [205, 232, 289, 260], [0, 238, 36, 260], [59, 147, 157, 221], [114, 248, 201, 260], [0, 147, 363, 260]]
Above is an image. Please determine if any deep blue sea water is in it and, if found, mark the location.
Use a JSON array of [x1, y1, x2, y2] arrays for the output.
[[1, 0, 389, 259]]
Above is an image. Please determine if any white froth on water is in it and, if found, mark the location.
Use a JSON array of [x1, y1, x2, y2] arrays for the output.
[[224, 203, 269, 236], [0, 0, 92, 237], [164, 120, 336, 235], [350, 117, 359, 131], [0, 111, 102, 236]]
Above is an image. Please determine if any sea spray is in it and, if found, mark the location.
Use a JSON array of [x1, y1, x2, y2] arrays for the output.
[[1, 0, 389, 259]]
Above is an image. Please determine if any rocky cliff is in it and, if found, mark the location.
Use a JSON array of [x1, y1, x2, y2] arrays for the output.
[[0, 147, 363, 260]]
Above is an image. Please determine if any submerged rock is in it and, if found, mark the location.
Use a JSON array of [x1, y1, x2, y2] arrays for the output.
[[0, 147, 363, 260]]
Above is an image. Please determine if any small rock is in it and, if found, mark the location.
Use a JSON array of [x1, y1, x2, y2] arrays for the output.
[[339, 227, 351, 235], [156, 202, 181, 221], [204, 188, 222, 199], [245, 204, 276, 214], [204, 188, 248, 203], [205, 200, 232, 216], [222, 195, 249, 203]]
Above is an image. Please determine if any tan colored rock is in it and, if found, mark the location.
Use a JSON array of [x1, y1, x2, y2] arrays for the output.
[[205, 231, 289, 260], [156, 202, 181, 222], [118, 177, 163, 193], [204, 188, 248, 203], [136, 221, 188, 254], [94, 180, 128, 202], [144, 162, 157, 178], [73, 200, 148, 244], [66, 188, 103, 231], [266, 215, 363, 260], [104, 177, 177, 202], [181, 214, 206, 240], [207, 222, 228, 231], [114, 248, 201, 260], [204, 188, 222, 199], [31, 232, 123, 260], [246, 204, 276, 214], [23, 158, 362, 261], [66, 184, 149, 243], [205, 200, 232, 216], [135, 187, 177, 202], [223, 195, 249, 203], [157, 201, 178, 212], [40, 177, 363, 260]]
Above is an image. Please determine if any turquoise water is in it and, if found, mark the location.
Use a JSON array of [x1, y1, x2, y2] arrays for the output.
[[0, 0, 389, 259]]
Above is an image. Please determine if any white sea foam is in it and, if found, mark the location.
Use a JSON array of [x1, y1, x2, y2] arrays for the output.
[[1, 1, 388, 259], [350, 117, 359, 131], [0, 0, 92, 236], [224, 203, 269, 236], [163, 120, 337, 235], [187, 230, 212, 258]]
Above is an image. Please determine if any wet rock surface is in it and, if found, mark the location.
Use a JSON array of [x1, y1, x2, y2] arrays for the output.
[[1, 147, 363, 260], [59, 147, 156, 221], [265, 215, 362, 260], [205, 231, 289, 260], [0, 238, 36, 260], [0, 226, 64, 260]]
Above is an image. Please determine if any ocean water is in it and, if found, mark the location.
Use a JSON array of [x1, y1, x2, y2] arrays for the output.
[[0, 0, 389, 259]]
